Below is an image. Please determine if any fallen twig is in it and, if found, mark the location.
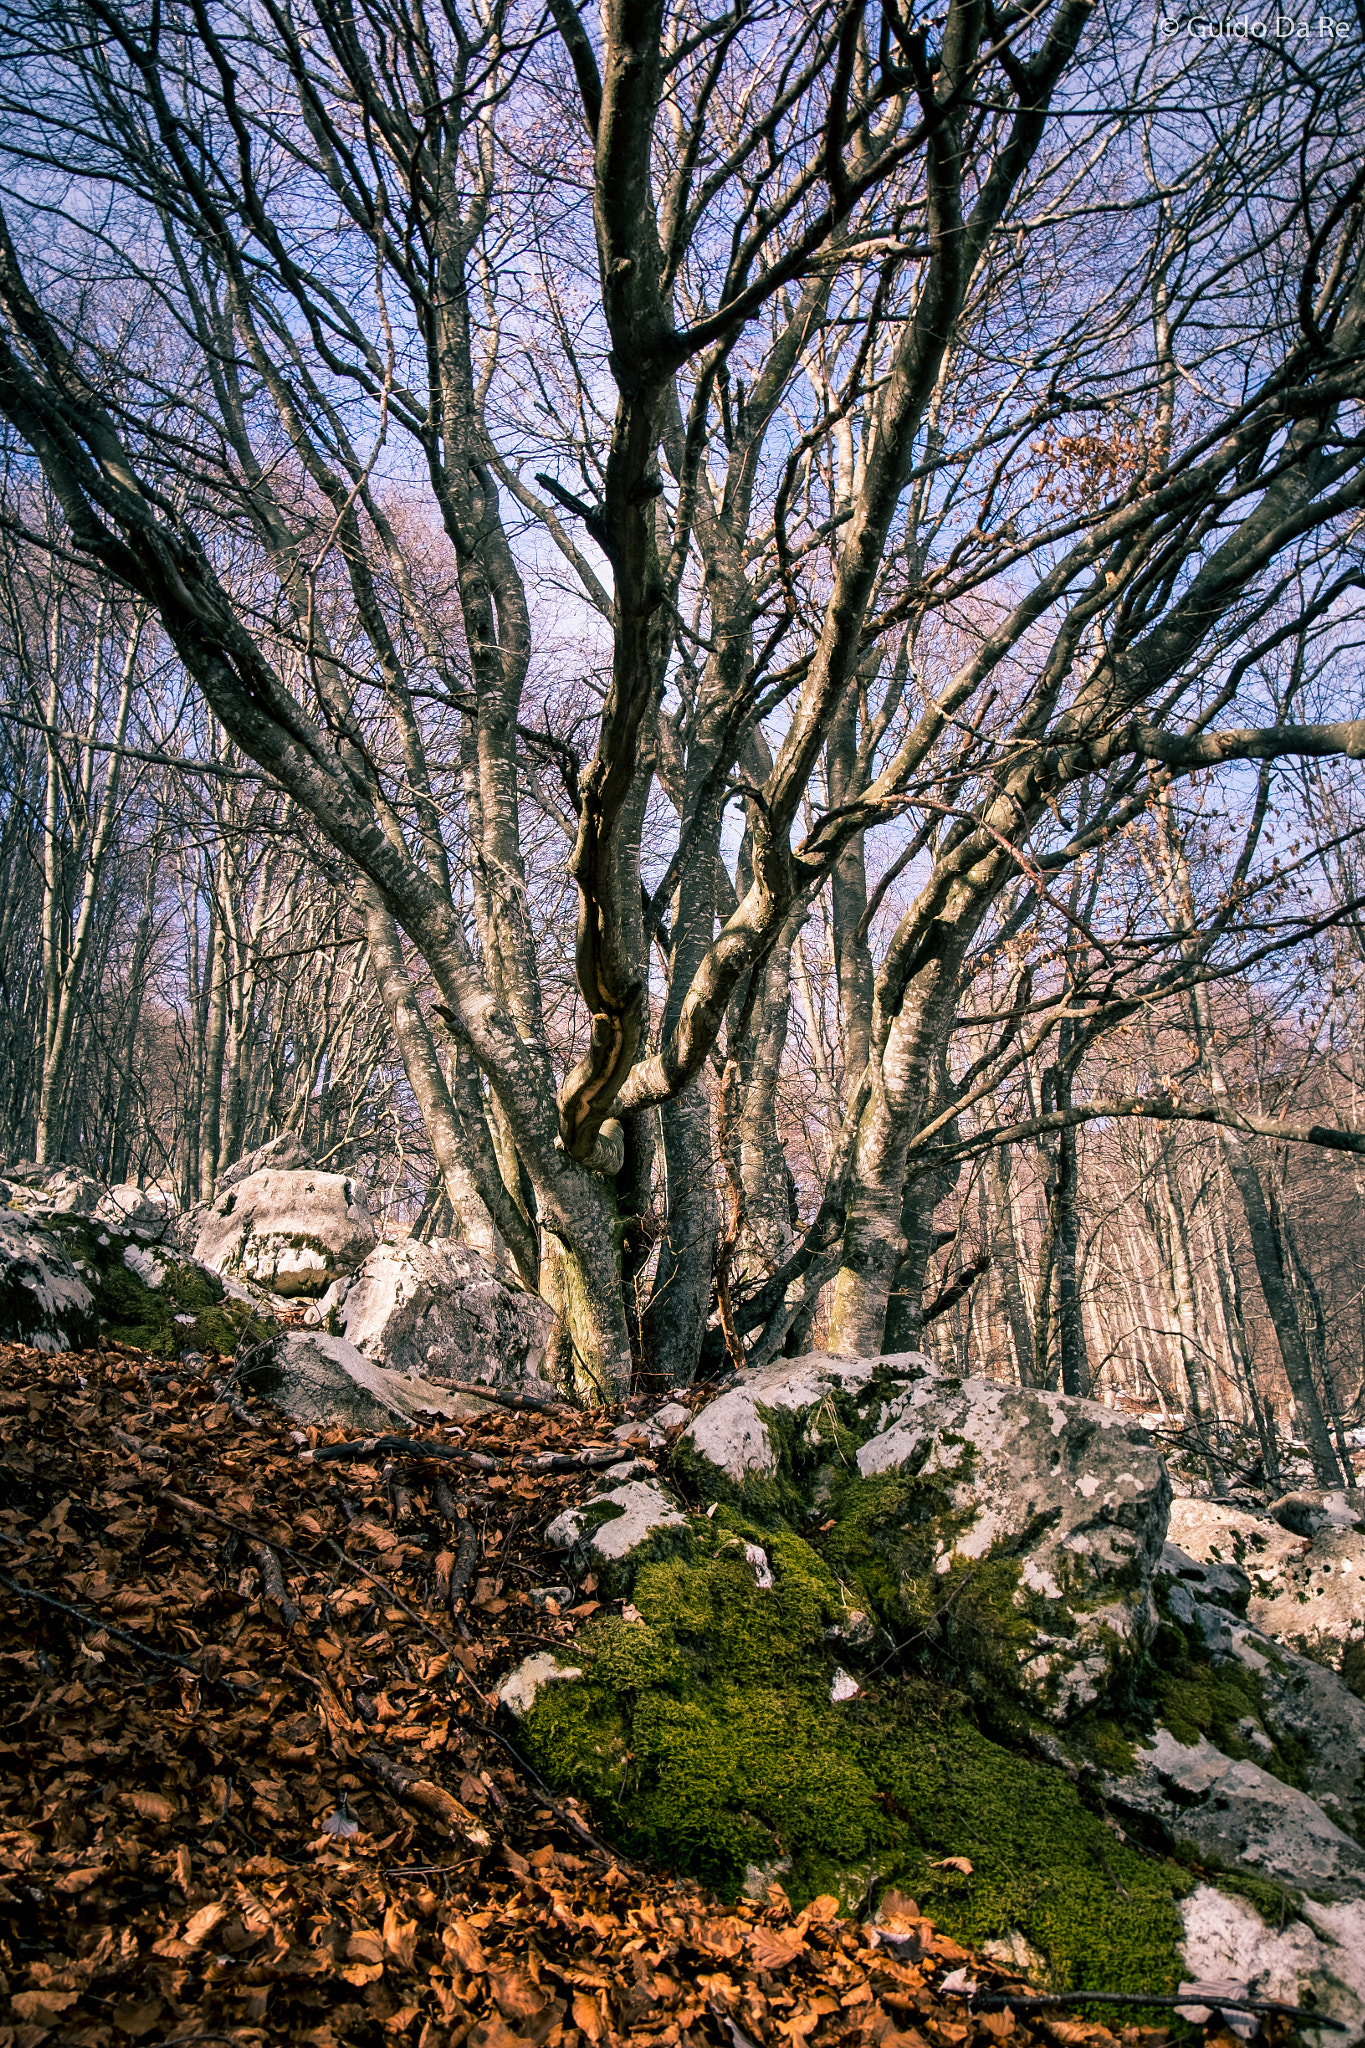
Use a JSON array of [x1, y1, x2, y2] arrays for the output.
[[299, 1432, 624, 1475], [944, 1987, 1347, 2030], [0, 1569, 220, 1683], [362, 1746, 491, 1847], [439, 1382, 577, 1417], [208, 1376, 263, 1430], [302, 1436, 504, 1472], [452, 1711, 634, 1871], [252, 1541, 299, 1629], [449, 1518, 478, 1611]]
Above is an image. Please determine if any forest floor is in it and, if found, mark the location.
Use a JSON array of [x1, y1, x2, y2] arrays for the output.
[[0, 1337, 1203, 2048]]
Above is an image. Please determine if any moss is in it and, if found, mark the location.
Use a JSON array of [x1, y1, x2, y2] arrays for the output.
[[1341, 1639, 1365, 1703], [519, 1522, 1189, 2019], [1143, 1619, 1308, 1788], [52, 1220, 275, 1358]]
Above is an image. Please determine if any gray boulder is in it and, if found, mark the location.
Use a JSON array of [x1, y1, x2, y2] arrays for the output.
[[191, 1167, 376, 1297], [544, 1478, 689, 1595], [1181, 1883, 1365, 2044], [261, 1329, 497, 1433], [216, 1132, 316, 1195], [1179, 1598, 1365, 1841], [94, 1184, 173, 1240], [853, 1369, 1170, 1721], [1, 1163, 102, 1219], [304, 1236, 558, 1391], [1167, 1493, 1364, 1661], [1270, 1489, 1365, 1539], [1105, 1726, 1365, 1900], [0, 1213, 99, 1352], [678, 1351, 1171, 1721]]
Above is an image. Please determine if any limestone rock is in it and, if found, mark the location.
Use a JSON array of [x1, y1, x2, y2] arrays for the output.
[[1181, 1883, 1365, 2042], [307, 1237, 557, 1391], [0, 1213, 99, 1352], [122, 1243, 168, 1290], [854, 1372, 1170, 1721], [1153, 1540, 1252, 1616], [1167, 1494, 1364, 1659], [497, 1653, 584, 1720], [1193, 1605, 1365, 1839], [96, 1185, 172, 1240], [259, 1329, 496, 1433], [1, 1164, 101, 1219], [680, 1350, 933, 1487], [191, 1168, 375, 1297], [216, 1133, 316, 1194], [544, 1478, 689, 1594], [1270, 1490, 1365, 1540], [1105, 1727, 1365, 1900], [613, 1400, 690, 1450]]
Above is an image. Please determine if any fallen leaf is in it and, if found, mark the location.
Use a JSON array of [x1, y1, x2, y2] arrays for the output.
[[123, 1789, 176, 1824], [750, 1926, 805, 1971], [183, 1900, 230, 1949], [931, 1856, 973, 1875]]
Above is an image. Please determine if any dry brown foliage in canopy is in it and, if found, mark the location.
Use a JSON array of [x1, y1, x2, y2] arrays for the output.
[[0, 1339, 1171, 2048]]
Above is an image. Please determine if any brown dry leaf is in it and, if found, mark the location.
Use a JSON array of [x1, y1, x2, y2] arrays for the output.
[[339, 1960, 385, 1988], [491, 1967, 548, 2021], [750, 1925, 805, 1972], [346, 1929, 385, 1965], [931, 1856, 973, 1875], [466, 2021, 528, 2048], [382, 1902, 417, 1969], [183, 1900, 230, 1949], [124, 1789, 177, 1824], [572, 1989, 604, 2041], [13, 1989, 81, 2022], [443, 1917, 487, 1973], [112, 1999, 163, 2038], [172, 1844, 192, 1894]]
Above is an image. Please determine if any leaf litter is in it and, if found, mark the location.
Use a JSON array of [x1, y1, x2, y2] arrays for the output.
[[0, 1337, 1191, 2048]]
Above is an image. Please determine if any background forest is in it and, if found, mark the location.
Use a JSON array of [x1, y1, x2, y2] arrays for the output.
[[1, 0, 1364, 1486]]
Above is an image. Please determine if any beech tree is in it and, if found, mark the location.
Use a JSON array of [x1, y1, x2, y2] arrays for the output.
[[1, 0, 1365, 1401]]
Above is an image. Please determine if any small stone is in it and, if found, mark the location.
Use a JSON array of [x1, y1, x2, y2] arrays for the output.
[[830, 1668, 860, 1703], [744, 1543, 773, 1589], [496, 1652, 584, 1719], [529, 1586, 572, 1611]]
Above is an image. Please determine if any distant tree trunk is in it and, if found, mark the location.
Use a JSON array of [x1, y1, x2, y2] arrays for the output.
[[983, 1145, 1035, 1386], [198, 888, 229, 1201], [1188, 988, 1341, 1485]]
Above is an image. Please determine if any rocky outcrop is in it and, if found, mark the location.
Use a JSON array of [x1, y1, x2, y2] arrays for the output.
[[216, 1133, 316, 1195], [679, 1350, 1171, 1721], [259, 1329, 497, 1433], [1167, 1493, 1365, 1661], [1181, 1883, 1365, 2044], [1106, 1726, 1365, 1900], [0, 1213, 99, 1352], [94, 1184, 172, 1240], [545, 1478, 690, 1595], [305, 1237, 558, 1391], [190, 1168, 376, 1297], [0, 1163, 101, 1219]]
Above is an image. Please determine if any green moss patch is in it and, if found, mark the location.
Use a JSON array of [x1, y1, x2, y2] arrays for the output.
[[1142, 1612, 1309, 1788], [52, 1220, 276, 1358], [518, 1518, 1189, 2014]]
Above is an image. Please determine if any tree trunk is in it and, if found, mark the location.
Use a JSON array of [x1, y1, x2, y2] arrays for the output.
[[983, 1145, 1035, 1385]]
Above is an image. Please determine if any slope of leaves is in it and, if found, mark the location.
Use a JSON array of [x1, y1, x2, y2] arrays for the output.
[[0, 1338, 1184, 2048]]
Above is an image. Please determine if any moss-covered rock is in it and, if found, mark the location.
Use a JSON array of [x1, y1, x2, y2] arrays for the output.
[[671, 1352, 1170, 1724], [49, 1217, 276, 1357], [517, 1508, 1191, 2010]]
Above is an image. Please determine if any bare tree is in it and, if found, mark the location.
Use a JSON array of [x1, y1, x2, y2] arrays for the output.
[[2, 0, 1365, 1400]]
